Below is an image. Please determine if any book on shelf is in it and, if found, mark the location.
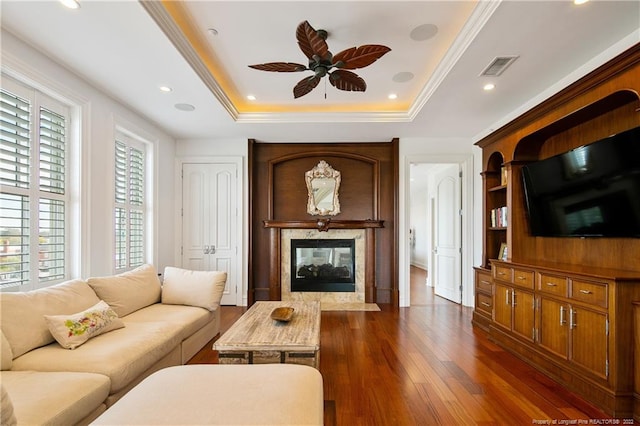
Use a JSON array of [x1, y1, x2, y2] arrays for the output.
[[490, 206, 508, 227]]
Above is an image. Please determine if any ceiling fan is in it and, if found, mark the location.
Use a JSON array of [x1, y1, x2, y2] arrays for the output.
[[249, 20, 391, 99]]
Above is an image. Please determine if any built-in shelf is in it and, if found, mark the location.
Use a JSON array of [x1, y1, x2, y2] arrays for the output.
[[488, 185, 507, 192], [473, 44, 640, 418]]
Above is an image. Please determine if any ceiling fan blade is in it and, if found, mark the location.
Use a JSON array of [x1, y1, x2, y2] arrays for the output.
[[293, 75, 321, 98], [248, 62, 307, 72], [333, 45, 391, 70], [329, 70, 367, 92], [296, 20, 329, 60]]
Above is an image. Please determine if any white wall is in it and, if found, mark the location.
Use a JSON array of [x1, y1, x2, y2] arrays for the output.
[[176, 139, 248, 158], [1, 30, 177, 279], [409, 188, 429, 270]]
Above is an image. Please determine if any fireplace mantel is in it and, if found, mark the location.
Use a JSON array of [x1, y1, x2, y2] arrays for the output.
[[264, 219, 384, 232], [262, 219, 384, 302]]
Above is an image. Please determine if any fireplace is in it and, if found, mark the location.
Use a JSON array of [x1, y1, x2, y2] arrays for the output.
[[291, 239, 356, 292]]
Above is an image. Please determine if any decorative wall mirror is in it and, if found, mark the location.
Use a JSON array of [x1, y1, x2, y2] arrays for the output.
[[305, 160, 341, 216]]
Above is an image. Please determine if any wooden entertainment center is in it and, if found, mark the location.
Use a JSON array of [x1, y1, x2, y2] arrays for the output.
[[472, 43, 640, 418]]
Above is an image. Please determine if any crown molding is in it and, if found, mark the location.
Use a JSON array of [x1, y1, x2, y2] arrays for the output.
[[139, 0, 239, 120], [407, 0, 502, 121], [236, 110, 413, 123]]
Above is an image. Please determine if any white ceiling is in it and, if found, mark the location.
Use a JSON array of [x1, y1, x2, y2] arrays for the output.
[[1, 0, 639, 143]]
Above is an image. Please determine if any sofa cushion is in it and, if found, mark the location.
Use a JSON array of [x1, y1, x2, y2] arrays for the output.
[[0, 279, 100, 358], [1, 383, 17, 426], [162, 267, 227, 311], [124, 303, 215, 341], [1, 331, 12, 370], [87, 264, 161, 317], [1, 370, 110, 426], [11, 320, 182, 394], [44, 300, 125, 349]]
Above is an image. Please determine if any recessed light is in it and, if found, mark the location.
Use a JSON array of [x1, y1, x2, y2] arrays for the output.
[[159, 86, 172, 93], [483, 83, 496, 91], [574, 0, 589, 4], [59, 0, 80, 9], [247, 95, 256, 101], [207, 28, 219, 36], [175, 103, 195, 112], [388, 94, 398, 100]]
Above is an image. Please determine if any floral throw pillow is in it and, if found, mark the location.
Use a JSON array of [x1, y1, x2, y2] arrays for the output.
[[44, 300, 125, 349]]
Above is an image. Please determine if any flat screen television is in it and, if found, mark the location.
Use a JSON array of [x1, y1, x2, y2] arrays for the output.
[[521, 125, 640, 237]]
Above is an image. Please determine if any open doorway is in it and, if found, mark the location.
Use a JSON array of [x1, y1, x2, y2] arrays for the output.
[[400, 154, 473, 308], [409, 163, 462, 306]]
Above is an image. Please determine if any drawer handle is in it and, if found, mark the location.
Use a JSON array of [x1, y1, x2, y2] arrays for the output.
[[480, 281, 490, 286], [481, 302, 491, 307], [497, 272, 506, 276], [517, 276, 526, 280], [546, 282, 557, 287], [579, 289, 593, 295]]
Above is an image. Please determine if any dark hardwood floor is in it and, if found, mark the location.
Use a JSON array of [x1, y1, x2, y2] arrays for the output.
[[188, 266, 618, 425]]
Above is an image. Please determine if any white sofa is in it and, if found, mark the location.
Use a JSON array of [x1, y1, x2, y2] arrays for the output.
[[0, 264, 226, 426]]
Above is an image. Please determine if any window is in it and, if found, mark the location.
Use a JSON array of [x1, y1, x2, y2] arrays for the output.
[[1, 80, 69, 289], [114, 135, 146, 270]]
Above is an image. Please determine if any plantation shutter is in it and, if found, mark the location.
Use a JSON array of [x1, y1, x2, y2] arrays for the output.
[[0, 89, 31, 288], [114, 141, 127, 269], [38, 107, 66, 281], [114, 138, 145, 270], [1, 85, 68, 289]]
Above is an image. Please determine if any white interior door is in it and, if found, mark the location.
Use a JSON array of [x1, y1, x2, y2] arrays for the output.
[[182, 163, 238, 306], [433, 164, 462, 303]]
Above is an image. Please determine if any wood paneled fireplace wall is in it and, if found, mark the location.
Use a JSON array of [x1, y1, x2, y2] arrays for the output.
[[248, 139, 399, 305]]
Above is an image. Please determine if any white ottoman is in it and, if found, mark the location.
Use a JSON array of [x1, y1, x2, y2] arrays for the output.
[[91, 364, 323, 425]]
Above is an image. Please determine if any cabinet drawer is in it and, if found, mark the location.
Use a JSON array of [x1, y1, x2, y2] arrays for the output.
[[571, 280, 607, 308], [539, 274, 568, 297], [477, 292, 493, 315], [476, 274, 492, 293], [494, 266, 513, 282], [513, 268, 535, 289]]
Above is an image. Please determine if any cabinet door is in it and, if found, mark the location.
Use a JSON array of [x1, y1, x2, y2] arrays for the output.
[[570, 307, 608, 379], [512, 290, 535, 342], [538, 297, 568, 359], [493, 283, 512, 330]]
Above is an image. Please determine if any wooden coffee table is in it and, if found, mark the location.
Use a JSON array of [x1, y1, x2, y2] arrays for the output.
[[213, 301, 321, 368]]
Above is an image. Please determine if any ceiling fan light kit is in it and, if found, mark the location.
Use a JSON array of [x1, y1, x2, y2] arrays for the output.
[[249, 20, 391, 99]]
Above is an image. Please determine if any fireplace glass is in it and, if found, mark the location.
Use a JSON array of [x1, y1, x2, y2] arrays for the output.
[[291, 239, 356, 292]]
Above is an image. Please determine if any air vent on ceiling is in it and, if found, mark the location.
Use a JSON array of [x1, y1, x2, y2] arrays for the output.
[[480, 55, 519, 77]]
